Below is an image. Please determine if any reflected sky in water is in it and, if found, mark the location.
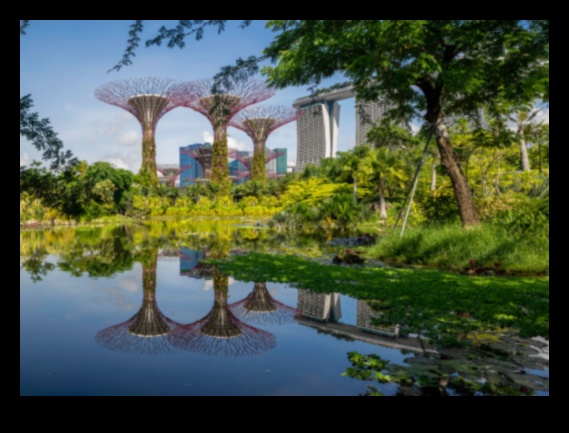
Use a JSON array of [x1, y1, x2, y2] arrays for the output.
[[21, 251, 412, 396]]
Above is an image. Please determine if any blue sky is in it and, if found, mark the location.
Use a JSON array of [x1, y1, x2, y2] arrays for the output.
[[20, 20, 360, 172]]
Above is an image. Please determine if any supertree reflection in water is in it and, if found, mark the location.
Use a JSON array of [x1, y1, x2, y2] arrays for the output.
[[95, 249, 182, 355], [229, 282, 299, 326], [169, 271, 276, 357]]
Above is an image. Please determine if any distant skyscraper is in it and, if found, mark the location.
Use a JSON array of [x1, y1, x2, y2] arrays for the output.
[[355, 99, 393, 146], [273, 148, 287, 176], [297, 290, 342, 323], [294, 102, 340, 172], [229, 153, 249, 184]]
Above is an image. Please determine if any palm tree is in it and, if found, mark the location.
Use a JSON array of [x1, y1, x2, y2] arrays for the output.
[[337, 146, 370, 203], [360, 146, 407, 220], [507, 106, 544, 172]]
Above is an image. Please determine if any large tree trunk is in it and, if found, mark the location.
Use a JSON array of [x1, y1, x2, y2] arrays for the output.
[[434, 120, 480, 228], [378, 174, 387, 220]]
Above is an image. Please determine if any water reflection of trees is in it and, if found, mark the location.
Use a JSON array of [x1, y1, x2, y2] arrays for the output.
[[169, 270, 276, 357], [20, 220, 332, 282], [95, 247, 182, 355], [229, 282, 299, 326]]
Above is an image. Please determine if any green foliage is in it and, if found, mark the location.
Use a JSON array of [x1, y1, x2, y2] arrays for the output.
[[280, 178, 345, 207], [20, 95, 78, 171], [210, 252, 549, 341], [416, 184, 461, 224], [211, 139, 232, 196], [20, 161, 135, 222], [367, 221, 548, 275], [494, 197, 549, 239], [342, 352, 391, 386]]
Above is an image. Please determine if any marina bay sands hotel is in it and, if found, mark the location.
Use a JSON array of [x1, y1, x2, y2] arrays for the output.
[[293, 85, 487, 172], [293, 85, 391, 172]]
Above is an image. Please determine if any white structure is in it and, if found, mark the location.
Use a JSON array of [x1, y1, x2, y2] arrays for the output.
[[293, 85, 393, 171]]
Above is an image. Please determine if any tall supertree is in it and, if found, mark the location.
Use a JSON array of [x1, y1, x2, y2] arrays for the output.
[[229, 282, 299, 326], [172, 79, 274, 194], [168, 269, 276, 357], [94, 77, 182, 187], [95, 248, 182, 355], [230, 106, 298, 185]]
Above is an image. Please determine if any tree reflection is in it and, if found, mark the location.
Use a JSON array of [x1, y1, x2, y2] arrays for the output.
[[95, 247, 182, 355], [169, 270, 276, 357], [229, 282, 299, 326]]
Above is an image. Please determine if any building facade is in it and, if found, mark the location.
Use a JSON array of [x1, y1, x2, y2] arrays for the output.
[[179, 143, 210, 187], [294, 102, 340, 172]]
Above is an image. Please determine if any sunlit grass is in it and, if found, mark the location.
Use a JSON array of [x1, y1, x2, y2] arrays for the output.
[[365, 222, 549, 275]]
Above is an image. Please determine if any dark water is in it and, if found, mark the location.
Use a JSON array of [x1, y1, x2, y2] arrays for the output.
[[20, 221, 549, 396]]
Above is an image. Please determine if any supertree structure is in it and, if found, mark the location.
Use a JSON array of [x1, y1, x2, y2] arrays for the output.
[[95, 248, 182, 355], [230, 106, 298, 184], [168, 269, 276, 357], [227, 147, 285, 181], [172, 79, 274, 194], [229, 282, 299, 326], [94, 77, 182, 187], [156, 164, 189, 187], [180, 145, 213, 181]]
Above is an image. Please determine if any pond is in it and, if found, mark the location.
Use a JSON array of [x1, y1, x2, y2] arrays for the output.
[[20, 219, 549, 396]]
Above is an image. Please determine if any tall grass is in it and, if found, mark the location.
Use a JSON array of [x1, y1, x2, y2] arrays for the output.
[[367, 222, 549, 275]]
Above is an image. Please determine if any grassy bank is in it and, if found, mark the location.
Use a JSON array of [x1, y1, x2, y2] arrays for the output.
[[364, 222, 549, 276]]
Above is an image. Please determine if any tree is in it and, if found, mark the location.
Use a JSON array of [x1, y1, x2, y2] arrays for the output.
[[506, 105, 545, 172], [260, 20, 548, 228], [336, 145, 370, 203], [361, 146, 408, 220]]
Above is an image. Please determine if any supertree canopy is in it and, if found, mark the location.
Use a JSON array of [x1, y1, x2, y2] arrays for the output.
[[229, 282, 299, 326], [168, 270, 276, 357], [94, 77, 182, 187], [231, 106, 298, 184], [95, 248, 182, 355], [172, 79, 274, 194]]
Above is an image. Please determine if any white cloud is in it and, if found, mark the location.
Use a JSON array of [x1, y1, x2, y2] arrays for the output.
[[202, 131, 248, 151], [101, 151, 140, 172], [118, 130, 140, 146], [118, 277, 140, 293], [535, 107, 549, 124], [105, 158, 130, 171], [20, 152, 29, 167]]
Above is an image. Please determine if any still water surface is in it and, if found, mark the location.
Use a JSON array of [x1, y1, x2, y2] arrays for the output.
[[20, 220, 548, 396]]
